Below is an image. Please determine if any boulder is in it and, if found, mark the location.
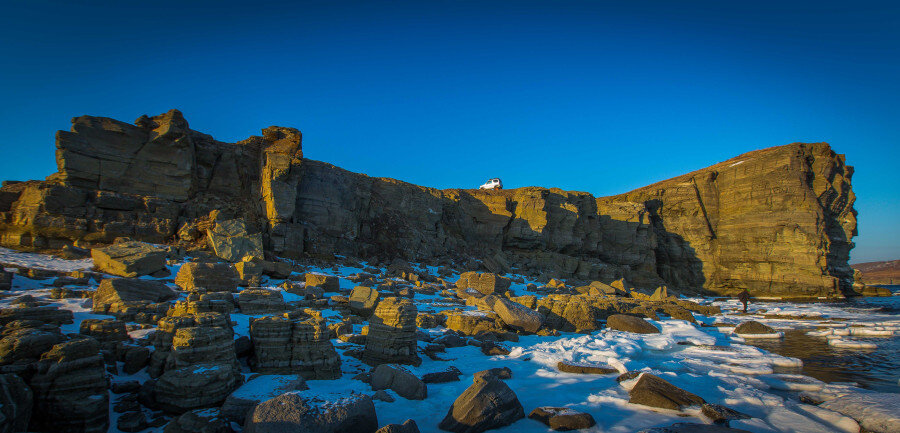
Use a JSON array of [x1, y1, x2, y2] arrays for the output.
[[556, 361, 617, 375], [244, 392, 378, 433], [650, 286, 670, 301], [155, 363, 242, 413], [445, 311, 504, 337], [528, 406, 596, 431], [238, 289, 286, 314], [438, 377, 525, 433], [0, 373, 32, 433], [164, 408, 233, 433], [0, 327, 64, 365], [349, 286, 380, 317], [371, 364, 427, 400], [305, 273, 340, 292], [221, 375, 308, 424], [535, 295, 603, 333], [28, 338, 109, 433], [472, 367, 512, 382], [489, 296, 543, 333], [207, 218, 264, 262], [175, 262, 240, 292], [628, 373, 705, 410], [91, 241, 167, 277], [375, 419, 420, 433], [0, 305, 74, 326], [92, 278, 177, 316], [733, 321, 776, 335], [423, 366, 463, 383], [362, 297, 420, 366], [606, 314, 659, 334], [456, 272, 511, 296], [249, 315, 342, 379]]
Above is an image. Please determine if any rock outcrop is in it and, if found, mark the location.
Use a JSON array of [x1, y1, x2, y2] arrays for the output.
[[29, 338, 109, 433], [248, 314, 342, 379], [362, 297, 420, 366], [0, 110, 857, 297]]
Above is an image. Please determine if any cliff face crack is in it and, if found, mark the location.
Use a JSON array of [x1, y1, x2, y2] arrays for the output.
[[689, 177, 717, 240]]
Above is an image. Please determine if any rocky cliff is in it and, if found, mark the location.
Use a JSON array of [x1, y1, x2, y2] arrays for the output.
[[0, 110, 857, 297]]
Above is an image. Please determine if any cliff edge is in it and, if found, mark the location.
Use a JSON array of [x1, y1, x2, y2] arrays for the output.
[[0, 110, 857, 297]]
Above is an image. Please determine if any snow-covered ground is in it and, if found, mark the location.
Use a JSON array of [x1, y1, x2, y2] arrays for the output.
[[1, 247, 898, 433]]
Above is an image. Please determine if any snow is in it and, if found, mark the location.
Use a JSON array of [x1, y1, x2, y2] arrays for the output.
[[0, 246, 94, 271]]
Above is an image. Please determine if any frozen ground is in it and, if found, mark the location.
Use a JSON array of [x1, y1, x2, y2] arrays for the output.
[[1, 248, 898, 432]]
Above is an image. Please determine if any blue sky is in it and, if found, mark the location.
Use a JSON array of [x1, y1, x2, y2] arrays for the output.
[[1, 1, 897, 262]]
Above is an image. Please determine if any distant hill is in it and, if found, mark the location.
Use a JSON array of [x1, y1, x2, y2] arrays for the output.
[[852, 259, 900, 285]]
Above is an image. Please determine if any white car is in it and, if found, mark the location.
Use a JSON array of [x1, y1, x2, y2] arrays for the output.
[[479, 178, 503, 190]]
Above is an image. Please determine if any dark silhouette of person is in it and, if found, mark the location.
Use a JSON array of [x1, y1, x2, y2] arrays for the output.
[[738, 289, 750, 313]]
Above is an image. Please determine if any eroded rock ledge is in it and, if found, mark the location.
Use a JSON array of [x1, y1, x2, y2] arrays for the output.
[[0, 110, 856, 297]]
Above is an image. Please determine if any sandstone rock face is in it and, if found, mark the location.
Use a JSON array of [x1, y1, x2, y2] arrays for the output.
[[155, 363, 241, 413], [528, 407, 596, 431], [0, 110, 856, 298], [29, 338, 109, 433], [207, 218, 264, 262], [438, 377, 525, 433], [248, 315, 342, 379], [238, 289, 286, 314], [244, 392, 378, 433], [175, 262, 239, 292], [91, 241, 167, 277], [362, 298, 420, 366]]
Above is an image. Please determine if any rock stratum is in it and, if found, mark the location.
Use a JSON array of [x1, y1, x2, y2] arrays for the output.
[[0, 109, 857, 297]]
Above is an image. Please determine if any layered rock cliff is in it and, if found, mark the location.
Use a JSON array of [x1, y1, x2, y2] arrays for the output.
[[0, 110, 857, 297]]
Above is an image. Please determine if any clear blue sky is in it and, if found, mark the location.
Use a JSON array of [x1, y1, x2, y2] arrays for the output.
[[1, 1, 897, 262]]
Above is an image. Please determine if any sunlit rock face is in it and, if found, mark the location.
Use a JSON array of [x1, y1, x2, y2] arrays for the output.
[[0, 110, 856, 297]]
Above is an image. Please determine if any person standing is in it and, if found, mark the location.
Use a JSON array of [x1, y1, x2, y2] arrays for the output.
[[738, 288, 750, 313]]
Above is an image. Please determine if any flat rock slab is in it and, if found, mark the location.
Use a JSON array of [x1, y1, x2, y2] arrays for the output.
[[91, 241, 166, 277], [557, 361, 617, 375]]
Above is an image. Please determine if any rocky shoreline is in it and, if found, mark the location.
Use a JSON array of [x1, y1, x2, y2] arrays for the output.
[[0, 111, 892, 433], [0, 246, 897, 433]]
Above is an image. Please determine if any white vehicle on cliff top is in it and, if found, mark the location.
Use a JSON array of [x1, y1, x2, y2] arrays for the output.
[[479, 178, 503, 190]]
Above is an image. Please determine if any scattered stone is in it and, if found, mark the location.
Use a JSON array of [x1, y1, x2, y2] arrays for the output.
[[371, 364, 427, 400], [175, 262, 240, 292], [606, 314, 660, 334], [0, 373, 32, 433], [489, 296, 543, 333], [248, 315, 342, 379], [456, 272, 511, 296], [557, 361, 617, 375], [423, 366, 463, 383], [244, 392, 378, 433], [733, 321, 776, 335], [92, 278, 177, 317], [528, 406, 596, 431], [238, 289, 286, 314], [362, 297, 420, 366], [350, 285, 380, 317], [117, 410, 149, 432], [701, 403, 751, 424], [376, 419, 420, 433], [155, 363, 242, 413], [438, 376, 524, 433], [373, 389, 395, 402], [29, 338, 109, 433], [473, 367, 512, 382], [305, 273, 339, 292], [91, 241, 167, 277], [164, 407, 233, 433], [628, 373, 705, 410], [221, 374, 308, 424]]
